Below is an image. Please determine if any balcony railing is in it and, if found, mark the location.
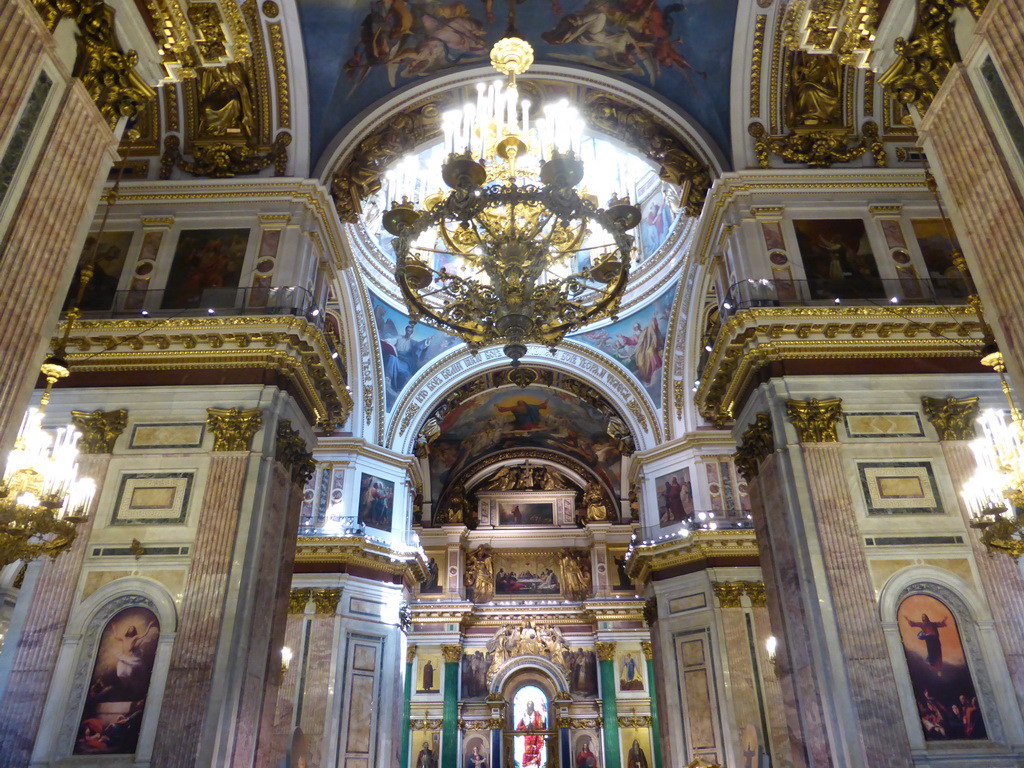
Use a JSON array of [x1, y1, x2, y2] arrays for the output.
[[630, 509, 754, 546], [719, 276, 969, 321], [72, 285, 326, 327]]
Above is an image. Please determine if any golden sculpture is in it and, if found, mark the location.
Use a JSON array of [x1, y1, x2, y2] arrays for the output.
[[275, 419, 315, 484], [486, 622, 570, 684], [70, 408, 128, 454], [922, 396, 980, 441], [581, 482, 609, 523], [437, 484, 470, 525], [465, 544, 495, 603], [749, 121, 886, 169], [198, 63, 256, 138], [786, 398, 843, 443], [785, 52, 843, 129], [160, 132, 291, 179], [559, 548, 592, 601]]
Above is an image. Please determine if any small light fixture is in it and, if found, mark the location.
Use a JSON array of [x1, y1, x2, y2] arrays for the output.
[[280, 646, 293, 682], [207, 308, 215, 314], [889, 296, 899, 304], [765, 635, 778, 662], [141, 310, 149, 316]]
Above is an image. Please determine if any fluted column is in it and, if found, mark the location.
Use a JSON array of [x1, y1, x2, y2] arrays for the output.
[[0, 0, 45, 142], [151, 452, 251, 765], [0, 440, 117, 765], [0, 76, 116, 458]]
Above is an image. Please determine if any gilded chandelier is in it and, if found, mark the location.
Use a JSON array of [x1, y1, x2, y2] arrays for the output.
[[383, 31, 640, 364], [0, 352, 95, 567], [961, 349, 1024, 557]]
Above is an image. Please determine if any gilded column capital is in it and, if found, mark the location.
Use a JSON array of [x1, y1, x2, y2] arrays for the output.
[[735, 413, 775, 481], [712, 582, 744, 608], [643, 596, 658, 627], [207, 407, 262, 451], [441, 645, 463, 663], [288, 588, 311, 614], [786, 398, 842, 443], [275, 419, 315, 484], [743, 582, 767, 607], [70, 409, 128, 453], [407, 644, 418, 663], [311, 588, 341, 615], [640, 640, 653, 660], [922, 396, 979, 441], [595, 641, 617, 661]]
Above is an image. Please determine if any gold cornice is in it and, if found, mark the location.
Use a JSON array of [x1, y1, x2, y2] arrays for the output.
[[694, 305, 984, 424], [295, 535, 429, 585], [56, 315, 351, 429], [626, 530, 759, 583]]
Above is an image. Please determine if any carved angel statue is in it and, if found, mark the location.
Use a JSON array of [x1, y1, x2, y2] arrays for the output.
[[560, 548, 593, 602], [538, 466, 570, 491], [607, 415, 635, 455], [465, 544, 495, 603], [436, 483, 470, 525], [479, 465, 518, 492]]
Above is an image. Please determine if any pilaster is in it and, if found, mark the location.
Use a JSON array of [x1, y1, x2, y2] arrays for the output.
[[441, 644, 462, 768], [596, 641, 620, 768]]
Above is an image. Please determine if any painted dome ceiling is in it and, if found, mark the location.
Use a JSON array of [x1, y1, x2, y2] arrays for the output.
[[296, 0, 739, 168]]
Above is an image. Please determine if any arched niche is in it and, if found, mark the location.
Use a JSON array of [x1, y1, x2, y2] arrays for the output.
[[877, 566, 1020, 749], [34, 577, 177, 764], [388, 345, 660, 455]]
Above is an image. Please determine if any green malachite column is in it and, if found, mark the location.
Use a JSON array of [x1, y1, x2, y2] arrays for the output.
[[597, 642, 621, 768], [441, 645, 462, 768], [401, 645, 417, 768], [642, 641, 663, 768]]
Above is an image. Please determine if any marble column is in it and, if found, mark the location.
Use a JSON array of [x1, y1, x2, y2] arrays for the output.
[[640, 641, 662, 768], [596, 641, 620, 768], [0, 410, 124, 765], [402, 646, 416, 768], [441, 645, 461, 768], [0, 0, 45, 142], [918, 59, 1024, 389], [0, 77, 116, 458]]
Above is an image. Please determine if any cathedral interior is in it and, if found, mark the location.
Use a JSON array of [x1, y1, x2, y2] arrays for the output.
[[2, 0, 1024, 766]]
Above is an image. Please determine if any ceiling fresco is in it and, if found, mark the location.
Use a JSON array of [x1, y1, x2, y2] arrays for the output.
[[570, 284, 676, 409], [427, 385, 621, 504], [370, 291, 462, 410], [296, 0, 739, 165]]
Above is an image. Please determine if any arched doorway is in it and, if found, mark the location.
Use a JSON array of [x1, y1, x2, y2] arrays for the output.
[[504, 678, 559, 768]]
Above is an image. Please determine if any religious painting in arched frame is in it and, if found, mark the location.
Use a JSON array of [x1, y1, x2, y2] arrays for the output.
[[512, 684, 550, 768], [73, 606, 160, 755], [897, 593, 986, 741]]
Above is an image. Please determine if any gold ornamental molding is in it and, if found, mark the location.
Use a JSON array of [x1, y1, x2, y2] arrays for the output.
[[160, 133, 290, 179], [618, 712, 653, 728], [32, 0, 156, 130], [640, 640, 653, 660], [878, 0, 988, 119], [625, 530, 759, 583], [781, 0, 886, 66], [56, 315, 352, 430], [922, 395, 980, 441], [411, 717, 445, 730], [749, 121, 885, 168], [294, 535, 430, 586], [557, 717, 603, 729], [145, 0, 252, 81], [735, 413, 774, 482], [745, 581, 767, 607], [786, 398, 843, 443], [70, 409, 128, 453], [406, 645, 418, 663], [693, 305, 985, 425]]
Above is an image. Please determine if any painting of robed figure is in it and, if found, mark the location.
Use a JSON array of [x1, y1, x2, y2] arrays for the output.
[[74, 606, 160, 755], [898, 593, 986, 741]]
